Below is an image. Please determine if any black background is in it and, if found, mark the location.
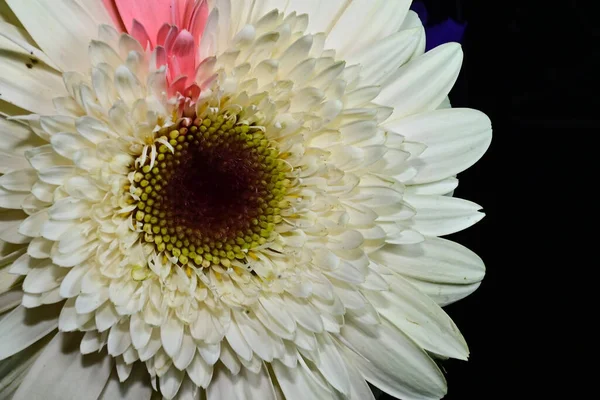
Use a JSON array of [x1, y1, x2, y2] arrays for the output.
[[381, 1, 595, 399]]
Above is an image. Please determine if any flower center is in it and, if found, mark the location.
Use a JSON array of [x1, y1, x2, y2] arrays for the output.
[[130, 108, 291, 268]]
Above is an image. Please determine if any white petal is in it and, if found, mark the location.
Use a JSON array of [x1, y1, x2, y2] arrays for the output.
[[0, 288, 22, 313], [341, 319, 446, 400], [64, 176, 104, 201], [160, 367, 185, 400], [187, 352, 213, 389], [50, 132, 91, 159], [345, 357, 376, 400], [0, 209, 31, 244], [271, 358, 332, 400], [6, 0, 97, 73], [75, 116, 116, 143], [234, 311, 273, 362], [370, 237, 485, 286], [0, 38, 66, 114], [325, 0, 410, 59], [115, 65, 144, 105], [0, 303, 60, 360], [225, 320, 252, 361], [197, 342, 221, 366], [219, 340, 241, 375], [376, 43, 463, 120], [384, 108, 492, 184], [13, 332, 113, 400], [130, 312, 152, 350], [99, 363, 153, 400], [0, 149, 31, 174], [0, 186, 28, 209], [22, 262, 67, 294], [27, 236, 53, 259], [80, 330, 104, 354], [115, 357, 133, 381], [0, 168, 37, 191], [48, 197, 90, 220], [108, 320, 132, 356], [0, 332, 51, 399], [208, 363, 277, 400], [259, 296, 296, 333], [161, 315, 184, 358], [404, 194, 484, 236], [282, 295, 323, 333], [173, 332, 196, 371], [286, 0, 347, 34], [367, 273, 469, 360], [406, 177, 459, 196], [89, 39, 123, 68], [313, 333, 350, 395], [18, 210, 49, 237], [0, 20, 58, 69], [95, 301, 120, 332]]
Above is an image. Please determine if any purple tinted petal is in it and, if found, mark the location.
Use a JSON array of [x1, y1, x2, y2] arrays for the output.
[[425, 19, 467, 51], [410, 1, 429, 25]]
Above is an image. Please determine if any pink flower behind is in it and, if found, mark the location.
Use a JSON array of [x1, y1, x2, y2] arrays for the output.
[[102, 0, 209, 97]]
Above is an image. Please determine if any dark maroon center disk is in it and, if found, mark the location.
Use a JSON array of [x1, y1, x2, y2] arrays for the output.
[[161, 143, 265, 241]]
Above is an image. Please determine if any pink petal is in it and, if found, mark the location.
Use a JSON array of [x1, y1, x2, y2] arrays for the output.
[[169, 75, 187, 97], [173, 0, 195, 27], [115, 0, 173, 40], [154, 46, 168, 70], [131, 19, 152, 49], [171, 30, 196, 78], [184, 84, 201, 99], [102, 0, 126, 31], [156, 24, 172, 47], [189, 0, 209, 45], [164, 26, 181, 54]]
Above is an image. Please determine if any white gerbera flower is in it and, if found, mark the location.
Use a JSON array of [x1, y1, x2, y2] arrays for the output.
[[0, 1, 491, 399]]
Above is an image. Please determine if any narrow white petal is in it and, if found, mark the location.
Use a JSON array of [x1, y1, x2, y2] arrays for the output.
[[0, 186, 28, 209], [161, 316, 184, 358], [406, 177, 459, 196], [313, 333, 351, 395], [80, 330, 104, 354], [0, 209, 31, 244], [376, 43, 464, 120], [0, 169, 37, 191], [13, 332, 113, 400], [384, 108, 492, 184], [130, 312, 152, 350], [98, 363, 153, 400], [404, 194, 484, 237], [187, 352, 213, 389], [371, 237, 485, 286], [107, 320, 132, 356], [341, 319, 446, 400], [22, 262, 67, 294], [326, 0, 410, 60], [0, 303, 60, 360], [27, 236, 53, 259], [6, 0, 97, 72], [225, 320, 252, 361], [367, 273, 469, 360], [160, 366, 185, 400], [173, 332, 196, 371], [0, 40, 66, 114], [271, 358, 332, 400], [0, 20, 58, 69]]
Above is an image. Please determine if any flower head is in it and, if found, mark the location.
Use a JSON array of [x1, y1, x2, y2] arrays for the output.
[[0, 1, 491, 399]]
